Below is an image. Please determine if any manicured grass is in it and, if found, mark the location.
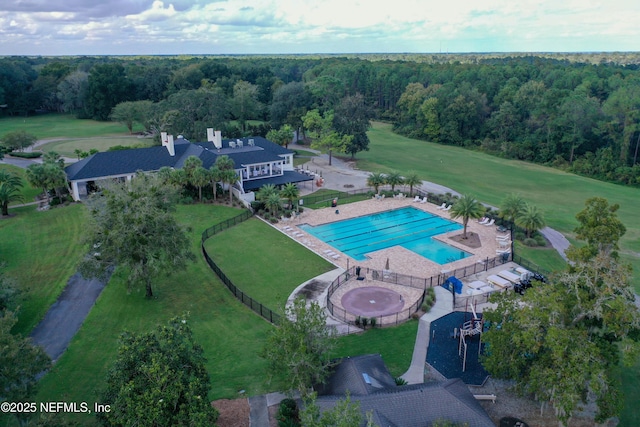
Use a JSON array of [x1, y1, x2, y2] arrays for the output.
[[0, 113, 142, 139], [35, 204, 277, 425], [40, 136, 154, 158], [293, 149, 317, 157], [203, 217, 335, 310], [358, 122, 640, 291], [0, 164, 42, 205], [332, 320, 419, 377], [0, 204, 87, 334], [513, 242, 568, 275], [616, 357, 640, 427]]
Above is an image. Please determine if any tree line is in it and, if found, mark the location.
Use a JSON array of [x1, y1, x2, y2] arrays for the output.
[[2, 54, 640, 184]]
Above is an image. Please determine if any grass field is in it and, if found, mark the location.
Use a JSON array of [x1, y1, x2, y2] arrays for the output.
[[0, 203, 87, 334], [204, 217, 334, 310], [40, 136, 154, 158], [0, 113, 142, 139], [357, 122, 640, 291]]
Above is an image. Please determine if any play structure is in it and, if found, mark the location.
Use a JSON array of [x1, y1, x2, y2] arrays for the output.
[[458, 303, 484, 372]]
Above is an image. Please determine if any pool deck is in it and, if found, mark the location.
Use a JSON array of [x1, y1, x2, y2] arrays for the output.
[[279, 196, 506, 280]]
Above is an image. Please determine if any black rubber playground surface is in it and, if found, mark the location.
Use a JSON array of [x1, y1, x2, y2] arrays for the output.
[[426, 311, 490, 386]]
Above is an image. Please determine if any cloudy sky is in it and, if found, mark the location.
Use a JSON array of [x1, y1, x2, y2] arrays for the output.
[[1, 0, 639, 55]]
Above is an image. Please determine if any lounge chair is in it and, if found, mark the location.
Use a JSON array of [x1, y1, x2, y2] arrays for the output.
[[442, 204, 452, 212], [478, 217, 488, 224], [413, 195, 421, 202], [420, 196, 427, 203], [497, 270, 520, 283], [495, 248, 511, 255], [483, 219, 495, 227], [496, 233, 510, 240], [487, 274, 511, 289], [436, 202, 446, 210]]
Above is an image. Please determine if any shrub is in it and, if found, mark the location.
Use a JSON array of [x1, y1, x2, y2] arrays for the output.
[[8, 151, 42, 159], [355, 316, 361, 326], [523, 238, 538, 247], [179, 196, 194, 205], [514, 231, 526, 241], [370, 317, 377, 328], [361, 317, 368, 328], [270, 217, 279, 224], [395, 377, 408, 386], [534, 234, 547, 247], [276, 398, 300, 427]]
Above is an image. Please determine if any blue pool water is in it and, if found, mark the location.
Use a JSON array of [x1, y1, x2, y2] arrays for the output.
[[299, 206, 471, 263]]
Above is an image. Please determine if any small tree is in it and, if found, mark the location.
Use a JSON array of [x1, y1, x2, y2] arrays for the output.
[[515, 203, 546, 238], [367, 172, 385, 194], [79, 173, 195, 298], [385, 171, 404, 192], [0, 170, 25, 216], [300, 392, 372, 427], [499, 193, 526, 226], [99, 315, 219, 426], [0, 130, 37, 152], [261, 298, 336, 397], [449, 194, 485, 239], [265, 192, 283, 217], [190, 166, 209, 203], [267, 124, 294, 148], [403, 172, 421, 195], [280, 182, 299, 210]]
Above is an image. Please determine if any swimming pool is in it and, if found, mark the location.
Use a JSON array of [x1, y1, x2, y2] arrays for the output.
[[299, 206, 471, 263]]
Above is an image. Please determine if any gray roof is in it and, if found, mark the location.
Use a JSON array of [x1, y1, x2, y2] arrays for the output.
[[65, 136, 292, 182], [314, 355, 495, 427]]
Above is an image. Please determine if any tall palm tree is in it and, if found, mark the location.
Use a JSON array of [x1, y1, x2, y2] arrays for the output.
[[403, 172, 421, 196], [0, 171, 24, 216], [208, 166, 222, 200], [222, 169, 239, 204], [190, 166, 210, 203], [449, 194, 485, 239], [385, 171, 404, 192], [367, 172, 385, 194], [499, 193, 526, 226], [515, 203, 546, 238], [256, 184, 278, 202], [280, 183, 299, 211]]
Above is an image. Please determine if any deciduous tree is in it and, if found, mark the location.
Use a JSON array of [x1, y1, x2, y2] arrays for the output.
[[0, 130, 37, 152], [98, 315, 218, 426], [79, 173, 195, 298], [261, 298, 336, 397]]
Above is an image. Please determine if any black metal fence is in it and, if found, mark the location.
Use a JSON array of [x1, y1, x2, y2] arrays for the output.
[[201, 211, 282, 325]]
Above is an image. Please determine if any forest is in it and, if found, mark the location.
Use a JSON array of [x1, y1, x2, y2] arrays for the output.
[[2, 53, 640, 186]]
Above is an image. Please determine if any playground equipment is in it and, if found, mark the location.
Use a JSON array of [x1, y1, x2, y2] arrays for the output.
[[458, 303, 483, 372]]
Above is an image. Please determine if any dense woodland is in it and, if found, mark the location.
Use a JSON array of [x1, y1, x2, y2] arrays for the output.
[[2, 53, 640, 185]]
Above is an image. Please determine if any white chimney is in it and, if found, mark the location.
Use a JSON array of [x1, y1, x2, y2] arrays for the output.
[[165, 134, 175, 156], [214, 130, 222, 149], [161, 132, 168, 145], [207, 128, 214, 143]]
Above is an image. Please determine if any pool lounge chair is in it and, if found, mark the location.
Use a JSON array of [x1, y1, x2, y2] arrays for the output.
[[478, 217, 489, 224], [497, 270, 520, 283], [496, 233, 510, 240], [420, 196, 428, 203], [436, 202, 446, 210], [496, 248, 511, 255], [487, 274, 511, 289], [413, 195, 421, 202], [442, 204, 452, 211], [483, 219, 495, 227]]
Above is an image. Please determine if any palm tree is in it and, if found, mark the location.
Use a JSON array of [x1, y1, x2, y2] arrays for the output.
[[265, 192, 282, 217], [367, 172, 385, 194], [190, 166, 210, 203], [385, 171, 404, 192], [222, 169, 239, 204], [499, 193, 526, 226], [157, 166, 174, 184], [515, 203, 546, 238], [208, 166, 222, 200], [0, 171, 24, 216], [403, 172, 421, 196], [280, 183, 299, 211], [256, 184, 278, 202], [449, 194, 485, 239]]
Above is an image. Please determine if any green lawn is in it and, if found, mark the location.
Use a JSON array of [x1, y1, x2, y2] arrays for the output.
[[358, 122, 640, 291], [0, 203, 87, 334], [203, 217, 335, 310], [0, 113, 142, 139], [40, 136, 154, 158], [513, 242, 568, 275]]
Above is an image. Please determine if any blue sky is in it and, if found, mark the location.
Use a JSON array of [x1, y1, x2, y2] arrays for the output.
[[1, 0, 639, 55]]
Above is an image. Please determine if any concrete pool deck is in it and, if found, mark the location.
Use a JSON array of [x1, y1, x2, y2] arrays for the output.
[[280, 196, 508, 280]]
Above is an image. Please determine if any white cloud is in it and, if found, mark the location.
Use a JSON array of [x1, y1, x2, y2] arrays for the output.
[[0, 0, 639, 55]]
